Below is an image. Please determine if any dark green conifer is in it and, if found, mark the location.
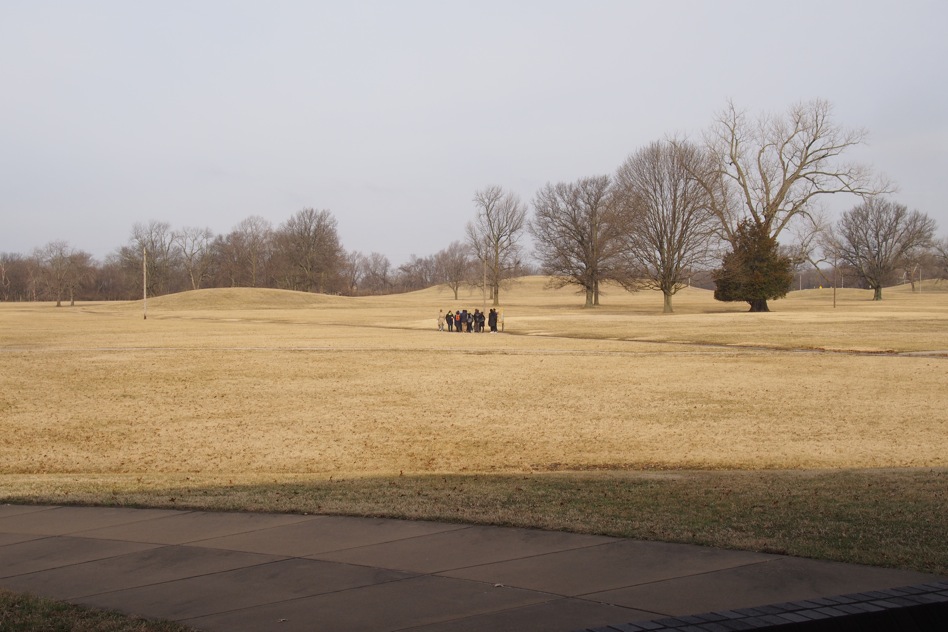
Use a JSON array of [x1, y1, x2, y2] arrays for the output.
[[713, 220, 793, 312]]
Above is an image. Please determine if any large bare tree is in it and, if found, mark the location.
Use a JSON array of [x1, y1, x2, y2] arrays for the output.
[[466, 186, 527, 306], [273, 208, 342, 293], [830, 197, 936, 300], [614, 141, 716, 313], [692, 100, 886, 311], [700, 99, 883, 241], [530, 175, 622, 307]]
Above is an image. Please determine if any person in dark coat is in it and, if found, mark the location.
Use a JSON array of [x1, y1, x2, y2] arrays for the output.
[[488, 308, 498, 332]]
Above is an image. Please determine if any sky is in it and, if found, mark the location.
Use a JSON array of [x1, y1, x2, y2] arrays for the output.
[[2, 0, 946, 264]]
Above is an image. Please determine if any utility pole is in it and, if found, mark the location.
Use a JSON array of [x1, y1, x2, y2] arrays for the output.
[[143, 247, 148, 320], [832, 259, 837, 309], [482, 257, 487, 314]]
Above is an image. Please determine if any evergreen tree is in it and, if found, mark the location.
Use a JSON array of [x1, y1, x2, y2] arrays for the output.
[[713, 220, 793, 312]]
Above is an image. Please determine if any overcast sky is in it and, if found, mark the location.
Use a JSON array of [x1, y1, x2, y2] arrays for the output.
[[2, 0, 946, 263]]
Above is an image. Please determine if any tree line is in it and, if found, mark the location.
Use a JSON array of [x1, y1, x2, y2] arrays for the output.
[[4, 99, 946, 309], [0, 210, 506, 305]]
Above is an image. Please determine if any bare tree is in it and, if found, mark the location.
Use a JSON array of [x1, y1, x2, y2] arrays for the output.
[[212, 216, 273, 288], [530, 175, 623, 307], [123, 220, 180, 296], [24, 254, 43, 301], [690, 100, 887, 311], [900, 247, 939, 292], [786, 210, 833, 284], [173, 226, 214, 290], [94, 254, 130, 300], [701, 99, 884, 241], [65, 250, 95, 305], [433, 240, 472, 300], [28, 242, 95, 306], [395, 254, 436, 292], [360, 252, 392, 294], [0, 253, 32, 301], [831, 197, 936, 300], [272, 209, 342, 293], [35, 241, 72, 306], [339, 250, 366, 295], [466, 186, 527, 306], [934, 237, 948, 280], [232, 215, 272, 287], [614, 141, 717, 313]]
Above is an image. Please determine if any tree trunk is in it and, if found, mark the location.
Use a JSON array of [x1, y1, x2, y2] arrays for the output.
[[748, 299, 770, 312], [873, 286, 883, 301], [584, 287, 594, 308], [663, 292, 673, 314]]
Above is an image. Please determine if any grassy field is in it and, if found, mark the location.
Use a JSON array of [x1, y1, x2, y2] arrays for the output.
[[1, 278, 947, 575]]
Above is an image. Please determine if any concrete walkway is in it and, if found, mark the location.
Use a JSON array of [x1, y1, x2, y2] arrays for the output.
[[0, 504, 943, 631]]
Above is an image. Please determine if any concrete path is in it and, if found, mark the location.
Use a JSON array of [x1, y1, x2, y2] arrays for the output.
[[0, 504, 943, 631]]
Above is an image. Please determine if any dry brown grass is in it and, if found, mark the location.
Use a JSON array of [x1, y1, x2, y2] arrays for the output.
[[0, 588, 192, 632], [2, 279, 947, 482], [3, 279, 948, 574]]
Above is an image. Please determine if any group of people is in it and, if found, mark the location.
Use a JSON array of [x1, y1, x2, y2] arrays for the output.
[[438, 308, 500, 333]]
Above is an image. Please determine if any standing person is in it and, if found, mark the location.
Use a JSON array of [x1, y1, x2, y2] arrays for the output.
[[455, 310, 462, 332], [488, 308, 497, 332], [446, 310, 454, 332], [477, 310, 486, 332], [437, 310, 445, 332], [460, 309, 468, 333], [467, 310, 474, 332]]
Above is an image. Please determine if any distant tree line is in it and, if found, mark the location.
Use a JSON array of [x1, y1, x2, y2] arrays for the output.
[[3, 99, 945, 309], [0, 209, 513, 304]]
